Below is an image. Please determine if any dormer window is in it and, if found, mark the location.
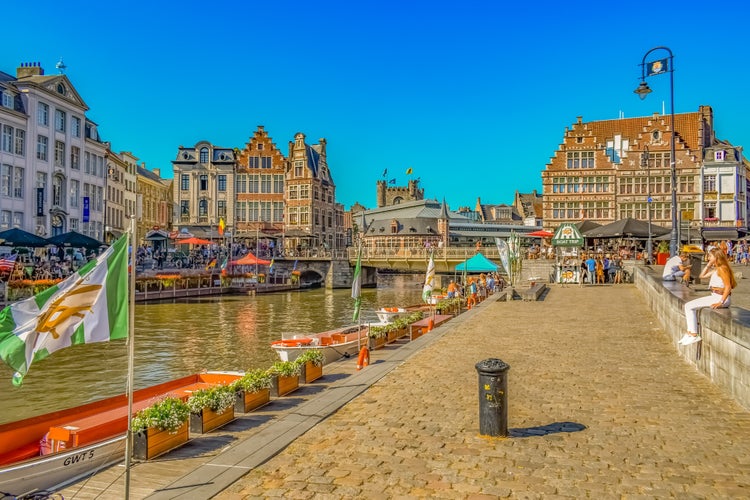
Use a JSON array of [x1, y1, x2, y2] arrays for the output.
[[1, 90, 13, 109], [200, 147, 209, 163], [390, 220, 399, 234]]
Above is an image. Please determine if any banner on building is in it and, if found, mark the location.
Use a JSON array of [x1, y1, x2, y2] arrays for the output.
[[36, 188, 44, 217], [83, 197, 90, 222]]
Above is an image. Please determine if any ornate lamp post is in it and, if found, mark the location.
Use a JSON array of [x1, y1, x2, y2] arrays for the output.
[[635, 46, 677, 256], [641, 145, 652, 263]]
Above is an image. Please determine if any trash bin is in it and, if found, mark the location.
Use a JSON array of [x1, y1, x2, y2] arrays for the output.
[[682, 245, 704, 285]]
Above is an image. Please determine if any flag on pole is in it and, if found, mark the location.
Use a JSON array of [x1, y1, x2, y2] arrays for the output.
[[205, 258, 217, 270], [382, 168, 388, 178], [0, 235, 129, 386], [0, 254, 17, 274], [388, 178, 396, 184], [405, 167, 413, 175], [269, 258, 275, 274], [218, 218, 226, 236], [292, 260, 298, 272], [351, 248, 362, 322], [494, 237, 511, 278], [422, 252, 435, 303]]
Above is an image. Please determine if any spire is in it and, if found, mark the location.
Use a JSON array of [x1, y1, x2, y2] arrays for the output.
[[439, 198, 450, 219]]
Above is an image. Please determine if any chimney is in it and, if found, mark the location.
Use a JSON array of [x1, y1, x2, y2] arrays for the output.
[[152, 168, 161, 177], [16, 61, 45, 79]]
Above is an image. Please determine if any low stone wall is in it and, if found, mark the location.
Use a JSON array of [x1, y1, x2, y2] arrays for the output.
[[634, 266, 750, 410]]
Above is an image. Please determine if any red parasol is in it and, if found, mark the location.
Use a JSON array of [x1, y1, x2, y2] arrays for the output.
[[231, 252, 271, 266], [177, 237, 212, 245], [526, 230, 554, 238]]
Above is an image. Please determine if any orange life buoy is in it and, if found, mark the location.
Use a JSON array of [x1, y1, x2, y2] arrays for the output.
[[356, 346, 370, 370], [427, 318, 434, 331]]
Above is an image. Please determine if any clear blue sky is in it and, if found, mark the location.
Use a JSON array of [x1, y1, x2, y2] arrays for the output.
[[3, 0, 748, 211]]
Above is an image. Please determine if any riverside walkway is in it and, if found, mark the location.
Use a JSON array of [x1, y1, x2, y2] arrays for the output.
[[62, 281, 750, 498]]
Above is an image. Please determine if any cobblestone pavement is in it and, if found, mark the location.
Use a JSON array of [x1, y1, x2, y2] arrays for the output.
[[216, 284, 750, 499]]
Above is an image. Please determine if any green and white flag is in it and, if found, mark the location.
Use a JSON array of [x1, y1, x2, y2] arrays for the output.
[[0, 235, 129, 386], [351, 247, 362, 322], [422, 252, 435, 303]]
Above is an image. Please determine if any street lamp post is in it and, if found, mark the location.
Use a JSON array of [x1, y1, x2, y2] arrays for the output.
[[641, 145, 652, 263], [634, 46, 677, 256]]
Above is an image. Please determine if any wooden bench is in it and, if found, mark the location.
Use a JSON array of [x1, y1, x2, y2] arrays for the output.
[[521, 283, 547, 301]]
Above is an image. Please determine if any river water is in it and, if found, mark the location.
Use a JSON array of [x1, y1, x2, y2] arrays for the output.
[[0, 274, 425, 424]]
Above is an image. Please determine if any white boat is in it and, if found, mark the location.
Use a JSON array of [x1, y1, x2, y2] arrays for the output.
[[375, 307, 409, 323], [271, 324, 370, 365]]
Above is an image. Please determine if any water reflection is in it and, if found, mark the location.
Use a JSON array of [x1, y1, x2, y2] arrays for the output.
[[0, 274, 425, 424]]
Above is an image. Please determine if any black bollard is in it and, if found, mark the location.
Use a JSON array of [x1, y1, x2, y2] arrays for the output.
[[475, 358, 510, 437]]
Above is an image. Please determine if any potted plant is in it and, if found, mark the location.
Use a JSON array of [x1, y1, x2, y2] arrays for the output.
[[368, 325, 388, 350], [295, 349, 325, 383], [187, 385, 236, 434], [131, 397, 190, 460], [231, 369, 273, 413], [268, 361, 301, 396]]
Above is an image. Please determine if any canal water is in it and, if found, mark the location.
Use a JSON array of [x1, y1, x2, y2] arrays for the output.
[[0, 274, 426, 424]]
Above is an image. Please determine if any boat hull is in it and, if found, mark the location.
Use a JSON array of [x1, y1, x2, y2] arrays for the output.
[[0, 435, 126, 496], [272, 325, 368, 365]]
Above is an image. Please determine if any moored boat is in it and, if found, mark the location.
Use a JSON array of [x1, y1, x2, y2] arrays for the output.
[[0, 371, 241, 496], [271, 324, 370, 365]]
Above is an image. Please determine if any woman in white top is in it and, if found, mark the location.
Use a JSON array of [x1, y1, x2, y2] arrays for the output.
[[681, 247, 737, 345]]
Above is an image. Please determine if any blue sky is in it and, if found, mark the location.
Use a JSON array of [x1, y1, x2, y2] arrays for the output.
[[3, 0, 749, 211]]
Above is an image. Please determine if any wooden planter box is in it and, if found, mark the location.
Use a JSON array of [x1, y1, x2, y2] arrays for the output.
[[299, 361, 323, 384], [189, 406, 235, 434], [270, 374, 299, 397], [368, 336, 386, 350], [133, 422, 189, 460], [234, 388, 271, 413]]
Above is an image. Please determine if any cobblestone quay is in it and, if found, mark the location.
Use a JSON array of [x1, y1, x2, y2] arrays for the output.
[[218, 285, 750, 498]]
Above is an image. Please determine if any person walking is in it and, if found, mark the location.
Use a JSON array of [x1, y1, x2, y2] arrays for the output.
[[680, 248, 737, 345]]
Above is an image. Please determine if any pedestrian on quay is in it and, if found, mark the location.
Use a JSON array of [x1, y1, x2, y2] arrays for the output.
[[662, 252, 691, 284], [680, 247, 737, 345]]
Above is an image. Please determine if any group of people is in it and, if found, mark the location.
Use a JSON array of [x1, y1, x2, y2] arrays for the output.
[[445, 273, 505, 307], [581, 253, 626, 284], [662, 245, 737, 346]]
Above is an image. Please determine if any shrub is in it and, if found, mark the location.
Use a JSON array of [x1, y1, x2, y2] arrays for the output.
[[268, 360, 301, 377], [295, 349, 325, 367]]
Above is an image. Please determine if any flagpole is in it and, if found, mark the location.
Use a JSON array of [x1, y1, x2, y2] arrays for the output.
[[124, 216, 136, 499]]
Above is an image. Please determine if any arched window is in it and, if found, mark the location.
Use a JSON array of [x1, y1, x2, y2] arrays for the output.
[[200, 147, 209, 163]]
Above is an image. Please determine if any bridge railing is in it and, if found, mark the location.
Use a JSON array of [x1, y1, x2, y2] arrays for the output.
[[346, 247, 502, 261]]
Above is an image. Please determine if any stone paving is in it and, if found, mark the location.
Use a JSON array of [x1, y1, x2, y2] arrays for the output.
[[216, 284, 750, 499]]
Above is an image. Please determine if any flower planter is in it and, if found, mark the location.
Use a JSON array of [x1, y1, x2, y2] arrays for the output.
[[133, 422, 189, 460], [234, 388, 271, 413], [299, 361, 323, 384], [368, 336, 386, 350], [270, 374, 299, 397], [189, 406, 235, 434]]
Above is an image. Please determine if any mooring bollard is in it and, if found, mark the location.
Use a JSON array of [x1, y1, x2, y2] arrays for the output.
[[475, 358, 510, 437]]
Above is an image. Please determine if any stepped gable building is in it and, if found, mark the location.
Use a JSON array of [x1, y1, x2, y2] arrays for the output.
[[0, 61, 107, 240], [234, 126, 287, 239], [286, 133, 345, 251], [542, 106, 749, 238], [136, 165, 172, 246], [172, 141, 235, 238], [376, 178, 424, 207]]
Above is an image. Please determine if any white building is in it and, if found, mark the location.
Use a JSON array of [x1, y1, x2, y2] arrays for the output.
[[0, 61, 106, 240]]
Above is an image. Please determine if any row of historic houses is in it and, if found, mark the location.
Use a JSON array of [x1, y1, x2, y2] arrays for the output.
[[542, 106, 749, 240]]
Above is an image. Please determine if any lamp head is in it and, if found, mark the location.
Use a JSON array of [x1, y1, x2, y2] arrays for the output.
[[634, 81, 652, 100]]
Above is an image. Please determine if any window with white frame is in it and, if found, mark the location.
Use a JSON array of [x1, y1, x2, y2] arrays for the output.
[[260, 201, 271, 222], [14, 129, 24, 156], [84, 151, 91, 173], [54, 141, 65, 167], [52, 175, 64, 206], [300, 184, 309, 199], [566, 151, 594, 169], [1, 90, 13, 109], [217, 200, 226, 217], [54, 109, 66, 132], [248, 174, 259, 193], [1, 164, 10, 196], [0, 210, 10, 228], [37, 136, 48, 161], [71, 116, 81, 137], [181, 174, 189, 191], [704, 202, 717, 219], [70, 179, 79, 208], [12, 212, 22, 228], [273, 174, 284, 193], [235, 174, 246, 193], [260, 174, 271, 193], [261, 156, 271, 169], [299, 206, 309, 225], [38, 102, 49, 126], [703, 175, 716, 192], [71, 146, 80, 170], [199, 148, 208, 163], [218, 174, 227, 192], [1, 125, 11, 152], [248, 201, 259, 221], [294, 161, 303, 177], [199, 175, 207, 190], [70, 218, 78, 231], [235, 201, 245, 222], [288, 207, 298, 225], [13, 167, 23, 198], [273, 201, 284, 222], [288, 185, 298, 199]]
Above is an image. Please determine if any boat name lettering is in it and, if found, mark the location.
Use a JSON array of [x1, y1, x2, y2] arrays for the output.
[[64, 450, 95, 466]]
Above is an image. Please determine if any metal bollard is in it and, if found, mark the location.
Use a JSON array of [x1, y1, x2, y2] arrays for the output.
[[475, 358, 510, 437]]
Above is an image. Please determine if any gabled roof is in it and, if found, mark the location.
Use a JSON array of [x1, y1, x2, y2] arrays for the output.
[[14, 74, 89, 110]]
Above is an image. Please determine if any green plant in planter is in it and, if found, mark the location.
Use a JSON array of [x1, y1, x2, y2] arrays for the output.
[[132, 397, 190, 434], [295, 349, 325, 367], [406, 312, 424, 324], [268, 360, 301, 377], [231, 369, 273, 393], [369, 325, 388, 339], [187, 385, 236, 415]]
